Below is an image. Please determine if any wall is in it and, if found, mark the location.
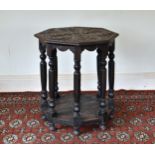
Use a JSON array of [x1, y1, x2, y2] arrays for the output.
[[0, 10, 155, 91]]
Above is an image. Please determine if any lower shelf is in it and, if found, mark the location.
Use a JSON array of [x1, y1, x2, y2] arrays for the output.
[[42, 92, 109, 126]]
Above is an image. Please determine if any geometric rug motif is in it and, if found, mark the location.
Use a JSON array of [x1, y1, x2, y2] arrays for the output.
[[0, 91, 155, 144]]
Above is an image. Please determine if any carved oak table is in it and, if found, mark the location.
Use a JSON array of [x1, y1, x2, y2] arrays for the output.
[[34, 27, 119, 135]]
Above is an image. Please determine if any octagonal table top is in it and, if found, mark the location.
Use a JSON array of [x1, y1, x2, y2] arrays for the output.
[[34, 27, 118, 46]]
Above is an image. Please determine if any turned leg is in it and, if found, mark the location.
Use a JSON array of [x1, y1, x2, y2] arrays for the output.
[[54, 49, 60, 98], [47, 44, 57, 131], [97, 49, 101, 98], [108, 41, 115, 119], [39, 41, 48, 120], [98, 46, 108, 131], [39, 41, 47, 105], [73, 50, 81, 135]]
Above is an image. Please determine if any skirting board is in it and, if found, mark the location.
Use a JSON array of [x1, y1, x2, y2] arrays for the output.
[[0, 73, 155, 92]]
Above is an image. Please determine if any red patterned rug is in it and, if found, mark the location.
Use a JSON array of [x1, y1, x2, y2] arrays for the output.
[[0, 90, 155, 144]]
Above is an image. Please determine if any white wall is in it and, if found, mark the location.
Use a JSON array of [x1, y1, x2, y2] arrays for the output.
[[0, 10, 155, 91]]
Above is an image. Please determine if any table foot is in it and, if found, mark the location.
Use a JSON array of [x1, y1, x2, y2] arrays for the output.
[[41, 114, 47, 120], [100, 124, 106, 131], [49, 123, 56, 131], [73, 128, 80, 135], [109, 111, 114, 119]]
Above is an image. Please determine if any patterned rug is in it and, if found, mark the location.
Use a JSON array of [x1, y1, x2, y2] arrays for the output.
[[0, 90, 155, 144]]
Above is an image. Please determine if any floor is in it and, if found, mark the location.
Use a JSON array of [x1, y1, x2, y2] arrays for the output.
[[0, 90, 155, 144]]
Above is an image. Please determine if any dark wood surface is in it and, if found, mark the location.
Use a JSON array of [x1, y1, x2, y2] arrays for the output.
[[35, 27, 118, 46], [39, 41, 48, 107], [42, 92, 110, 126], [108, 42, 115, 119], [35, 26, 118, 135], [97, 46, 108, 130], [73, 49, 82, 134]]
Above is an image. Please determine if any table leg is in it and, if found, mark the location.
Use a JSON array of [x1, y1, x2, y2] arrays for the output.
[[98, 46, 108, 131], [47, 45, 57, 131], [97, 49, 101, 98], [73, 51, 81, 135], [39, 41, 48, 120], [54, 49, 60, 98], [108, 41, 115, 119]]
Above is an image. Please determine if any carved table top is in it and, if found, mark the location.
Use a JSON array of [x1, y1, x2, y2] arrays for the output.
[[34, 27, 118, 46]]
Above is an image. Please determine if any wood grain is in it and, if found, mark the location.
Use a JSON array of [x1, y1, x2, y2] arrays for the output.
[[35, 27, 118, 46]]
